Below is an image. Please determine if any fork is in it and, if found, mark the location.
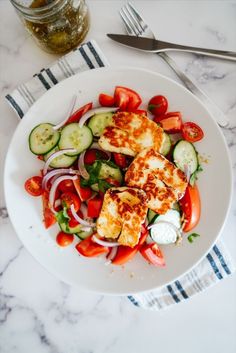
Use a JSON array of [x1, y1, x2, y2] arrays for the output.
[[119, 2, 229, 128]]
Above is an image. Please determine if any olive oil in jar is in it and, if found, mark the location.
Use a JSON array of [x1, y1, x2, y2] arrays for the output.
[[10, 0, 90, 54]]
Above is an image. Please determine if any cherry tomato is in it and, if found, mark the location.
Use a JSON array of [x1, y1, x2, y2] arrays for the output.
[[66, 102, 93, 124], [139, 243, 165, 267], [25, 176, 43, 196], [75, 234, 109, 257], [84, 149, 108, 165], [154, 112, 183, 133], [179, 184, 201, 233], [99, 93, 115, 107], [148, 95, 168, 116], [113, 153, 127, 168], [114, 86, 142, 111], [42, 190, 56, 229], [68, 210, 83, 228], [61, 192, 81, 212], [56, 232, 74, 247], [112, 225, 148, 265], [58, 179, 76, 193], [87, 197, 103, 218], [182, 122, 204, 142], [73, 178, 93, 202], [105, 177, 121, 187]]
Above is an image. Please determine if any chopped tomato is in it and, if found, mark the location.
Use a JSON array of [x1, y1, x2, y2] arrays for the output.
[[75, 234, 109, 257], [61, 192, 81, 212], [84, 149, 108, 165], [99, 93, 115, 107], [25, 176, 43, 196], [179, 184, 201, 232], [155, 112, 183, 133], [148, 95, 168, 116], [56, 232, 74, 247], [140, 243, 165, 267], [114, 86, 142, 111], [66, 102, 93, 124], [42, 190, 56, 229], [112, 225, 148, 265], [58, 179, 75, 193], [182, 122, 204, 142], [105, 177, 121, 187], [37, 155, 44, 161], [130, 109, 147, 115], [87, 197, 103, 218], [68, 210, 83, 228], [113, 153, 127, 168], [73, 178, 93, 201]]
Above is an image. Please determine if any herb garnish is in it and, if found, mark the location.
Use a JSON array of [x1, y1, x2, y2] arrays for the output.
[[187, 233, 200, 243]]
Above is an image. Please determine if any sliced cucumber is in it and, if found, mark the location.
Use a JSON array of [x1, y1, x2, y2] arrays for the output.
[[44, 146, 77, 168], [91, 183, 99, 192], [88, 112, 113, 137], [147, 209, 157, 223], [59, 123, 93, 156], [76, 228, 93, 240], [98, 162, 123, 183], [29, 123, 60, 155], [59, 221, 82, 234], [160, 132, 172, 156], [150, 209, 181, 245], [173, 139, 199, 174]]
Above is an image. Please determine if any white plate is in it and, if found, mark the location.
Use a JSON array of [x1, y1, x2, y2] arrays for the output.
[[4, 67, 233, 295]]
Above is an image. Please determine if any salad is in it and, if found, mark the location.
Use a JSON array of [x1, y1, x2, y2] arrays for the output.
[[24, 86, 204, 267]]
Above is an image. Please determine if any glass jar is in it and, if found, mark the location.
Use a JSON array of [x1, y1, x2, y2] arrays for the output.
[[10, 0, 90, 54]]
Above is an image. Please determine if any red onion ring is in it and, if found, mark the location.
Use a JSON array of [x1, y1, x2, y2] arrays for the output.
[[107, 246, 118, 260], [70, 204, 96, 227], [184, 164, 191, 183], [53, 95, 77, 130], [42, 168, 79, 190], [43, 148, 77, 175], [78, 151, 90, 180], [78, 107, 119, 128], [92, 235, 119, 247], [49, 175, 78, 213]]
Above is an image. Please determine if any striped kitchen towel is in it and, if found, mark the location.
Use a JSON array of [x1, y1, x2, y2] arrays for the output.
[[5, 40, 235, 310]]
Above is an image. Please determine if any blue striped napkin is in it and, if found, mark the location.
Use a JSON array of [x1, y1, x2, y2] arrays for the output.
[[5, 40, 235, 310]]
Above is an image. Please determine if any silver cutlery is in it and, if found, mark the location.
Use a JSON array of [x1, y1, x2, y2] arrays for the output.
[[118, 2, 229, 127], [107, 34, 236, 62]]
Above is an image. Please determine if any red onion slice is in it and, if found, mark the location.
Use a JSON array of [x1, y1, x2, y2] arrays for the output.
[[54, 199, 61, 208], [70, 204, 96, 227], [53, 95, 77, 130], [107, 246, 118, 260], [43, 148, 77, 175], [78, 107, 119, 128], [92, 235, 119, 247], [49, 175, 78, 213], [78, 151, 90, 180], [42, 168, 79, 190], [184, 164, 191, 183]]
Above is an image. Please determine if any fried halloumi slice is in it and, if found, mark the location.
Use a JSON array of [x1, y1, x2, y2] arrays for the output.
[[96, 187, 148, 247], [98, 111, 164, 156], [125, 148, 187, 214]]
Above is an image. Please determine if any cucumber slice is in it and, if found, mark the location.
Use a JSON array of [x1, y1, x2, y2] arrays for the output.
[[29, 123, 60, 155], [173, 139, 199, 174], [44, 147, 77, 168], [150, 209, 181, 245], [147, 209, 157, 223], [160, 132, 172, 156], [98, 162, 122, 183], [59, 123, 93, 156], [59, 221, 82, 234], [88, 112, 113, 136], [76, 228, 93, 240]]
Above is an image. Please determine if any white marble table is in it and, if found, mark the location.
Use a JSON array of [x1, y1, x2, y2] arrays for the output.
[[0, 1, 236, 352]]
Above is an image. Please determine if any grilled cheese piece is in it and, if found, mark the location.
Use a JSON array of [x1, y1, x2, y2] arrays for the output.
[[96, 187, 148, 247], [125, 148, 187, 214], [99, 111, 164, 156]]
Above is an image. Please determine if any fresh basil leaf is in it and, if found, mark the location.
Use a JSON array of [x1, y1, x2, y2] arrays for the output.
[[187, 233, 200, 243], [98, 179, 112, 193]]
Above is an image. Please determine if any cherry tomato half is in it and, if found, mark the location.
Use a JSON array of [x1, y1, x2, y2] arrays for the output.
[[66, 102, 93, 124], [113, 153, 127, 168], [68, 210, 83, 228], [61, 192, 81, 212], [84, 149, 108, 165], [148, 95, 168, 117], [179, 184, 201, 233], [56, 232, 74, 247], [87, 197, 103, 218], [99, 93, 115, 107], [182, 122, 204, 143], [58, 179, 76, 193], [139, 243, 165, 267], [25, 176, 43, 196], [42, 190, 56, 229], [155, 112, 183, 133], [75, 234, 109, 257], [73, 178, 93, 202], [114, 86, 142, 111]]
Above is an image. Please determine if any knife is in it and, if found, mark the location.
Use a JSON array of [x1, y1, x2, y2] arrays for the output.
[[107, 34, 236, 62]]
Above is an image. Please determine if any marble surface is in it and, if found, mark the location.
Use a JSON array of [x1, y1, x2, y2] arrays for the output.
[[0, 1, 236, 352]]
